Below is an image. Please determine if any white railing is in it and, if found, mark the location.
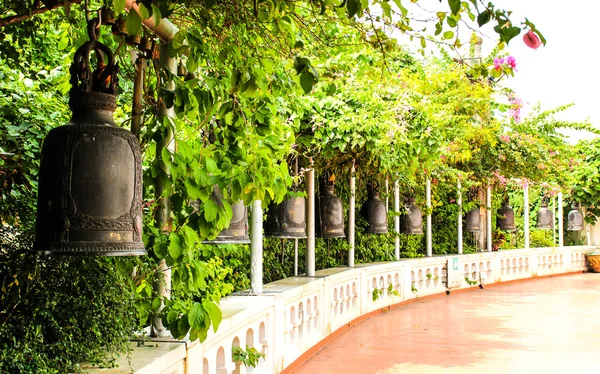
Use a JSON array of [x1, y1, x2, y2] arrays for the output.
[[110, 246, 595, 374]]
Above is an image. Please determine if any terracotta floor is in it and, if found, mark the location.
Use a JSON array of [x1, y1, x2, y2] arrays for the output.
[[292, 273, 600, 374]]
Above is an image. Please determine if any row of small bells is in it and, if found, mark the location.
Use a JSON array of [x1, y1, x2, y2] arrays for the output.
[[465, 198, 584, 232]]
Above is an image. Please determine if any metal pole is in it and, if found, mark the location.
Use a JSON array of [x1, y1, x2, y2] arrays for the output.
[[348, 161, 355, 268], [131, 52, 145, 138], [457, 179, 463, 254], [558, 191, 564, 247], [294, 159, 299, 276], [394, 180, 400, 260], [306, 163, 315, 276], [426, 178, 432, 257], [385, 178, 389, 213], [552, 196, 556, 246], [487, 186, 492, 252], [151, 42, 176, 338], [524, 182, 529, 249], [251, 200, 263, 294]]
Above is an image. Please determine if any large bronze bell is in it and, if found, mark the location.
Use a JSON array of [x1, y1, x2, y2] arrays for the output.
[[536, 200, 554, 230], [361, 181, 388, 234], [402, 197, 423, 235], [496, 199, 516, 232], [264, 196, 307, 238], [465, 207, 481, 232], [316, 173, 345, 238], [34, 22, 145, 256], [567, 203, 584, 231], [202, 187, 250, 244]]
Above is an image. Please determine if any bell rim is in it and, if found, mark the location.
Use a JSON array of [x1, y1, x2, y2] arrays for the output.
[[33, 241, 146, 256], [264, 233, 308, 239]]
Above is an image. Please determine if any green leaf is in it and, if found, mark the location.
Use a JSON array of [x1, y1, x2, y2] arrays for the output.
[[151, 4, 162, 27], [346, 0, 360, 18], [477, 10, 491, 27], [138, 3, 150, 20], [443, 30, 454, 39], [203, 300, 222, 332], [168, 232, 184, 259], [188, 302, 206, 329], [126, 10, 142, 36], [114, 0, 126, 14], [299, 71, 313, 94], [151, 297, 162, 310], [204, 199, 219, 222], [448, 0, 461, 15]]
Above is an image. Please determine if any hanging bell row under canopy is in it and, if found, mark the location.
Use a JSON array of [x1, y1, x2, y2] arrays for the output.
[[34, 18, 145, 256], [567, 203, 584, 231], [201, 186, 251, 244], [402, 197, 423, 235], [496, 199, 517, 232], [536, 199, 554, 230], [316, 172, 346, 238], [264, 196, 307, 238], [361, 181, 388, 234]]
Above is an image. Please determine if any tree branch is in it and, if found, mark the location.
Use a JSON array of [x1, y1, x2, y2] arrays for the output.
[[0, 0, 81, 28]]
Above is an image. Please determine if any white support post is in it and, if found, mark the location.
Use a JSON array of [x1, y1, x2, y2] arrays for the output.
[[251, 200, 263, 294], [348, 162, 356, 268], [426, 178, 432, 257], [524, 182, 530, 250], [306, 166, 315, 276], [487, 186, 492, 252], [293, 239, 298, 276], [558, 191, 564, 248], [385, 179, 389, 213], [552, 196, 556, 246], [457, 179, 463, 254], [394, 180, 400, 260]]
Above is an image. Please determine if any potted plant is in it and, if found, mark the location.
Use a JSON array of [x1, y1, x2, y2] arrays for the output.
[[585, 251, 600, 272]]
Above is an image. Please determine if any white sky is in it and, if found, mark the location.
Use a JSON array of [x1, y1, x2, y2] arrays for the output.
[[395, 0, 600, 143]]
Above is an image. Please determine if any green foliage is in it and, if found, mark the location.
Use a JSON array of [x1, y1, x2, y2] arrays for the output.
[[0, 227, 137, 373], [232, 345, 265, 368], [572, 138, 600, 224], [372, 288, 381, 301]]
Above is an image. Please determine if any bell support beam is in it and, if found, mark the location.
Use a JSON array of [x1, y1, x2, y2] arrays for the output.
[[426, 178, 432, 257], [394, 180, 400, 260], [151, 42, 176, 338], [524, 181, 529, 249], [487, 186, 492, 252], [348, 161, 356, 268], [558, 191, 564, 247], [457, 179, 463, 255], [125, 0, 178, 42], [306, 163, 316, 277], [251, 200, 263, 294]]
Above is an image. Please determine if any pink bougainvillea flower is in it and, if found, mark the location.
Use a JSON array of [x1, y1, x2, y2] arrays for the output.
[[506, 56, 517, 70], [523, 30, 541, 50], [493, 57, 505, 70], [500, 134, 510, 142]]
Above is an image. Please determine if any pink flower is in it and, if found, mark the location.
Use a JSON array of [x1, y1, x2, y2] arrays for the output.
[[523, 30, 541, 50], [500, 135, 510, 142], [493, 57, 505, 71], [498, 154, 506, 161], [450, 199, 456, 203], [506, 56, 517, 70]]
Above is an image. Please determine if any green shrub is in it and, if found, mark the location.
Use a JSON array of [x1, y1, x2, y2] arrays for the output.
[[0, 226, 137, 373]]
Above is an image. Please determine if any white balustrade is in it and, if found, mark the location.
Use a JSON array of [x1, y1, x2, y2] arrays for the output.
[[117, 245, 598, 374]]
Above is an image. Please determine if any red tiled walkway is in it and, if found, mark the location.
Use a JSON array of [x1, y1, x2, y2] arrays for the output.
[[292, 273, 600, 374]]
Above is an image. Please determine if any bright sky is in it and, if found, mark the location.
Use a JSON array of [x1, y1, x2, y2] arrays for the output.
[[492, 0, 600, 143], [396, 0, 600, 143]]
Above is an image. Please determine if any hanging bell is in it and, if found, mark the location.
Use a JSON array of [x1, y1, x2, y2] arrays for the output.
[[202, 187, 250, 244], [34, 20, 145, 256], [361, 181, 388, 234], [567, 203, 584, 231], [465, 207, 481, 232], [264, 196, 307, 238], [497, 199, 517, 232], [536, 200, 554, 230], [316, 173, 345, 238], [402, 197, 423, 235]]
